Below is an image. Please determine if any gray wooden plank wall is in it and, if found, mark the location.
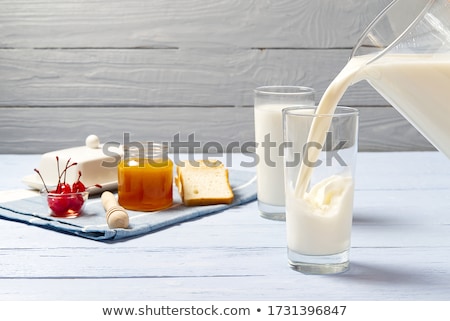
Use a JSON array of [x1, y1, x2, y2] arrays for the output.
[[0, 0, 435, 154]]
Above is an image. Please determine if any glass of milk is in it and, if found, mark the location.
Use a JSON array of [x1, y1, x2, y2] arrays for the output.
[[254, 86, 315, 221], [283, 106, 358, 274]]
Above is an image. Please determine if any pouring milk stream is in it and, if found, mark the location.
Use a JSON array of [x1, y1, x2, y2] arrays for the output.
[[294, 0, 450, 198]]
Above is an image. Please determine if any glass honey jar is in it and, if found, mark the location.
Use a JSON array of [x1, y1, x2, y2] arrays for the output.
[[118, 142, 173, 211]]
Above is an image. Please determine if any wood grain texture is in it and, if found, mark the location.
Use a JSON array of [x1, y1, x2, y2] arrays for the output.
[[0, 0, 391, 49], [0, 48, 386, 107], [0, 106, 435, 154], [0, 0, 434, 153], [0, 251, 449, 301], [0, 193, 449, 301]]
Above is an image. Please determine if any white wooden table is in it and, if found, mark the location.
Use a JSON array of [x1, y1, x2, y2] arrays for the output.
[[0, 152, 449, 300]]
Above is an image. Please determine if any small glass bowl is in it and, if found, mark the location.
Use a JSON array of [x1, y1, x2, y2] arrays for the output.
[[41, 190, 89, 218]]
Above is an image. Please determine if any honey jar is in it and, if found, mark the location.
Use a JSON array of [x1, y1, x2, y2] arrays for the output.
[[118, 143, 173, 211]]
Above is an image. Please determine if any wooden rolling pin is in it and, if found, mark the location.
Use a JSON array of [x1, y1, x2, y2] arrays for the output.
[[101, 191, 129, 229]]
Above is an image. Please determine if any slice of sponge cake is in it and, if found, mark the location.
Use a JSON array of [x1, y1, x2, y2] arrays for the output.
[[175, 159, 234, 206]]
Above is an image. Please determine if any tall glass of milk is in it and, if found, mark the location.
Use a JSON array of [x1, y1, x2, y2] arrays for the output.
[[254, 86, 314, 221], [283, 106, 359, 274]]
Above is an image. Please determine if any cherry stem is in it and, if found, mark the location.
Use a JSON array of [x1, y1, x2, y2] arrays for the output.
[[56, 156, 61, 191], [87, 184, 103, 190], [34, 168, 49, 193], [63, 158, 71, 184], [58, 162, 78, 183]]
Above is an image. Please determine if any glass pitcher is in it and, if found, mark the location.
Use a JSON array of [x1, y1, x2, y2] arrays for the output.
[[351, 0, 450, 158]]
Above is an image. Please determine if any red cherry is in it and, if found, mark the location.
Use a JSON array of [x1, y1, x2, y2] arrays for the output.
[[47, 193, 85, 217], [72, 182, 86, 192], [57, 183, 72, 194], [69, 194, 85, 212], [72, 171, 86, 192], [48, 194, 71, 216], [35, 156, 100, 217]]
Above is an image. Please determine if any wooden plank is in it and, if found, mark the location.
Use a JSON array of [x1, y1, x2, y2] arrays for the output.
[[0, 106, 435, 154], [0, 48, 386, 107], [1, 249, 449, 301], [0, 211, 448, 301], [355, 152, 450, 191], [358, 108, 437, 152], [0, 0, 391, 49]]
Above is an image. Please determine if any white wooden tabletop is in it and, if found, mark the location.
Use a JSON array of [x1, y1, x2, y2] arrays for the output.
[[0, 152, 449, 301]]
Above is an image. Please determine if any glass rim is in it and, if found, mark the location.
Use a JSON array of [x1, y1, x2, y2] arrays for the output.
[[40, 189, 89, 196], [254, 85, 315, 95], [123, 142, 169, 159], [282, 106, 359, 118]]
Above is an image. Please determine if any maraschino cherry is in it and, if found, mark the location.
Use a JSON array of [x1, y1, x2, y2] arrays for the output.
[[34, 156, 101, 217]]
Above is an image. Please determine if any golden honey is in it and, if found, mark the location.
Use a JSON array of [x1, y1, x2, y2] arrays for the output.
[[118, 144, 173, 211]]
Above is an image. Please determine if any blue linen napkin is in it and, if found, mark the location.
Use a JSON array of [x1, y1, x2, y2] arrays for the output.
[[0, 169, 256, 242]]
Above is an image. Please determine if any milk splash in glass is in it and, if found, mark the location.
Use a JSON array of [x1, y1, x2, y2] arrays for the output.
[[286, 0, 450, 274], [286, 52, 450, 273], [284, 106, 358, 274]]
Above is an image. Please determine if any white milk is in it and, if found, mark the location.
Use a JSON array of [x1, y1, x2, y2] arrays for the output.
[[287, 175, 354, 255], [363, 54, 450, 159], [294, 56, 367, 197], [289, 53, 450, 255], [254, 104, 286, 206]]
